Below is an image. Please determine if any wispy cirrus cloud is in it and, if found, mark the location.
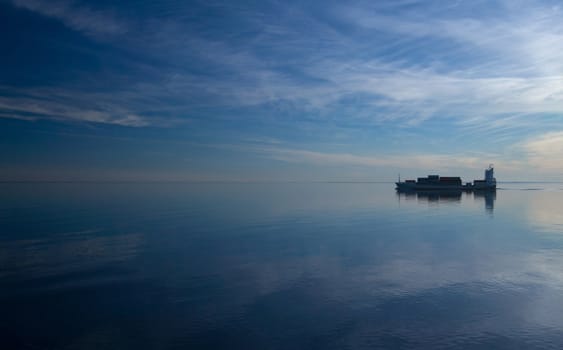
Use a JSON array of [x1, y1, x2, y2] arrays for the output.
[[6, 0, 563, 127], [147, 0, 563, 129], [5, 0, 563, 159], [11, 0, 126, 37], [0, 87, 150, 127], [338, 0, 563, 74]]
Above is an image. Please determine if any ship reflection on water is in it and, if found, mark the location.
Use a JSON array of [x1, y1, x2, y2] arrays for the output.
[[396, 188, 496, 213], [474, 190, 496, 213]]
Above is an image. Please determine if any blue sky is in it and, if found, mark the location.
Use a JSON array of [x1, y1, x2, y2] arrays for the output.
[[2, 0, 563, 181]]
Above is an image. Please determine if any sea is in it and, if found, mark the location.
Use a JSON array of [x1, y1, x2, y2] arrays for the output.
[[2, 182, 563, 349]]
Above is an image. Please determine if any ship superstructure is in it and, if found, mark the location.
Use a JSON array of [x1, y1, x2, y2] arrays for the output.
[[396, 165, 496, 191]]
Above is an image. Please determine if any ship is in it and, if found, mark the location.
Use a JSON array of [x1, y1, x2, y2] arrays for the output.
[[395, 165, 496, 191]]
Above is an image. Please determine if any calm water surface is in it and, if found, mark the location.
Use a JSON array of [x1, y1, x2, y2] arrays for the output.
[[2, 182, 563, 349]]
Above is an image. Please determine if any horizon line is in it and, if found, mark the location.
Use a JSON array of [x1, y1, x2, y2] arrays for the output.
[[1, 180, 563, 184]]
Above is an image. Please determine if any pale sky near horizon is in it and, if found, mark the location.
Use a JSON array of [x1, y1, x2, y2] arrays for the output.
[[2, 0, 563, 181]]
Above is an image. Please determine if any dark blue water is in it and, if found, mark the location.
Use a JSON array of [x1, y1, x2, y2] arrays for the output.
[[2, 183, 563, 349]]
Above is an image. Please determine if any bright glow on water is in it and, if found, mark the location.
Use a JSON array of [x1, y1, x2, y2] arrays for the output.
[[2, 183, 563, 349]]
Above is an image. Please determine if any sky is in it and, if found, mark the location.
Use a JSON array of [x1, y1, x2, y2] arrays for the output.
[[2, 0, 563, 181]]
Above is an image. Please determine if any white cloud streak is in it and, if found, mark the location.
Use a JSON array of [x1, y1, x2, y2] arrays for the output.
[[0, 89, 150, 127], [11, 0, 126, 37]]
